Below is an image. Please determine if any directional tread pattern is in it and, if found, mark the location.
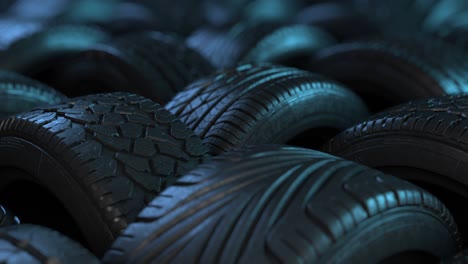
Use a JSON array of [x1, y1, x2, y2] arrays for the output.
[[103, 145, 461, 264], [0, 92, 209, 252], [0, 224, 99, 264], [166, 64, 368, 154]]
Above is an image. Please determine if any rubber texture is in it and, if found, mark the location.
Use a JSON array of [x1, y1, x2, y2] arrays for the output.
[[308, 37, 468, 112], [103, 145, 461, 264], [42, 31, 214, 104], [166, 64, 369, 155], [0, 25, 109, 78], [324, 95, 468, 194], [0, 224, 99, 264], [0, 92, 209, 255], [323, 95, 468, 242], [187, 21, 335, 68], [0, 70, 67, 119]]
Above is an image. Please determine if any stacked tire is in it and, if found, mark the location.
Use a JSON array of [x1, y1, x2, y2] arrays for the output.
[[0, 0, 467, 264]]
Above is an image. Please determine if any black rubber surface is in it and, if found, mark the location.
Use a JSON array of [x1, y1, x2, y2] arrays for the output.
[[296, 1, 378, 41], [323, 95, 468, 241], [324, 95, 468, 196], [103, 145, 461, 264], [0, 25, 109, 78], [166, 64, 369, 154], [0, 70, 67, 119], [187, 21, 335, 68], [0, 205, 20, 227], [0, 92, 209, 255], [0, 224, 99, 264], [42, 31, 214, 104], [308, 37, 468, 112]]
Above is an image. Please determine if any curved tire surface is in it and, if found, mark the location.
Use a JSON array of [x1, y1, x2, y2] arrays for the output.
[[0, 70, 67, 118], [0, 224, 99, 264], [308, 37, 468, 111], [43, 31, 214, 104], [166, 64, 369, 154], [0, 92, 209, 255], [103, 145, 461, 264]]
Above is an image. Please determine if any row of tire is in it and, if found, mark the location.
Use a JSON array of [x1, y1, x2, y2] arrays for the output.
[[3, 0, 468, 41], [2, 0, 468, 264]]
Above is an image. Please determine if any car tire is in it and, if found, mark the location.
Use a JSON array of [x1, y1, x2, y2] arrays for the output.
[[104, 145, 461, 264], [0, 92, 209, 255], [166, 64, 368, 154]]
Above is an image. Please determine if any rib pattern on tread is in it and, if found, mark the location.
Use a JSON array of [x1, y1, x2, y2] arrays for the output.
[[0, 92, 209, 253], [104, 145, 461, 264], [166, 64, 369, 154], [0, 224, 99, 264]]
